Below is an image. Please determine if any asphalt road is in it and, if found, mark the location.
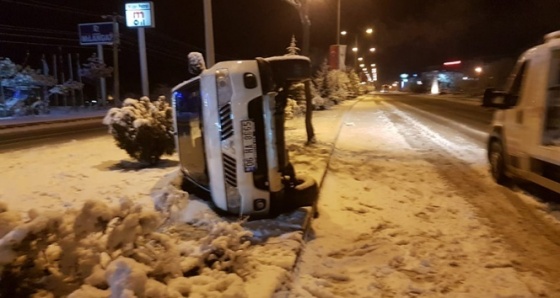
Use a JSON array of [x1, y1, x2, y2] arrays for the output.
[[372, 93, 494, 146], [0, 117, 107, 152]]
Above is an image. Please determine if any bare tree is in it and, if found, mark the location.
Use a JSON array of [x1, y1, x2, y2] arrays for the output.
[[283, 0, 315, 144]]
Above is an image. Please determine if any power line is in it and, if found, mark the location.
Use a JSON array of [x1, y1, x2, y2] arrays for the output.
[[0, 40, 89, 49], [0, 24, 76, 36], [0, 32, 78, 42], [0, 0, 99, 18]]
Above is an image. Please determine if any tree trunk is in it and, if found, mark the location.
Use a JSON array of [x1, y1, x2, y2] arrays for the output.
[[304, 80, 315, 144]]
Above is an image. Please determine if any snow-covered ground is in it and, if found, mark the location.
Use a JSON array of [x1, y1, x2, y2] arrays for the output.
[[1, 95, 559, 297]]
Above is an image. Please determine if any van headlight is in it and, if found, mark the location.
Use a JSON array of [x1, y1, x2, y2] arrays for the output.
[[216, 69, 232, 106]]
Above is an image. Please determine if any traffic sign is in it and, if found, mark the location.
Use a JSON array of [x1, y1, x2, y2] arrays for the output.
[[78, 22, 114, 45], [125, 2, 155, 28]]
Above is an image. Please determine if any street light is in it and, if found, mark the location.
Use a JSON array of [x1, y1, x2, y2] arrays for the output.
[[369, 47, 376, 52], [359, 64, 365, 68], [358, 57, 363, 61], [341, 31, 347, 36], [475, 66, 482, 73], [366, 28, 373, 34], [352, 47, 358, 52]]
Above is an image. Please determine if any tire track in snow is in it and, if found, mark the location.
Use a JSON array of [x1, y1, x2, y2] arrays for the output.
[[287, 99, 545, 297], [381, 101, 560, 294]]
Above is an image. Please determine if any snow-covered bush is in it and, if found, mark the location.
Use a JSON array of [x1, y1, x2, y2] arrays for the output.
[[0, 199, 253, 297], [328, 69, 350, 103], [285, 83, 307, 118], [285, 98, 304, 119], [103, 96, 175, 165]]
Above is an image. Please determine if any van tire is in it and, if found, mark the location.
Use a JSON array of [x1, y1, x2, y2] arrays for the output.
[[489, 141, 509, 185]]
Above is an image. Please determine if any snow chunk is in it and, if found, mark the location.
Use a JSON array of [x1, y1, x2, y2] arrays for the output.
[[106, 257, 151, 297]]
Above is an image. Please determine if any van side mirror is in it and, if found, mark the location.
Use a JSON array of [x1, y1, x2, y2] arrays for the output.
[[482, 88, 509, 109]]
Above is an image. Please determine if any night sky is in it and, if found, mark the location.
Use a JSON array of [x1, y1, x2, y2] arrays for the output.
[[1, 0, 560, 95]]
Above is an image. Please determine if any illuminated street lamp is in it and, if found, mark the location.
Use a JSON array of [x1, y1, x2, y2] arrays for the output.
[[371, 64, 376, 67], [359, 63, 365, 68], [475, 66, 482, 74], [369, 47, 376, 52], [366, 28, 373, 34], [358, 57, 363, 61], [341, 31, 347, 36], [352, 47, 358, 52]]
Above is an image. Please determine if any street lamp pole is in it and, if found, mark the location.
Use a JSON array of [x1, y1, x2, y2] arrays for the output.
[[102, 13, 121, 106], [337, 0, 341, 45], [203, 0, 215, 67]]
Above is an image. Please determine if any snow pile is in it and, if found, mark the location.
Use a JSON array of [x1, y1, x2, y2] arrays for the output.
[[0, 197, 255, 297]]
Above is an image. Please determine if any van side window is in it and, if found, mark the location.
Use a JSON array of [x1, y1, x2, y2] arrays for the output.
[[506, 61, 528, 106], [544, 50, 560, 138]]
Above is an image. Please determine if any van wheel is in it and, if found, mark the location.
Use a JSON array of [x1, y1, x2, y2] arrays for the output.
[[489, 141, 508, 185]]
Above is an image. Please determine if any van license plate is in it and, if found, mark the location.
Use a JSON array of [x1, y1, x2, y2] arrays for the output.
[[241, 120, 257, 172]]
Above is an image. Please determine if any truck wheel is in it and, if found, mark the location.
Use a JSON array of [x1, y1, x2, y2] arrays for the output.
[[489, 141, 509, 185]]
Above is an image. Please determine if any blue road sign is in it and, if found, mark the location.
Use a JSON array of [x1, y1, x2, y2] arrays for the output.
[[78, 22, 114, 45]]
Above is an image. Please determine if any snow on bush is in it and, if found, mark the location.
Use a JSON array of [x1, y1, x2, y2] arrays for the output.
[[285, 98, 304, 119], [0, 197, 254, 297], [103, 96, 175, 165]]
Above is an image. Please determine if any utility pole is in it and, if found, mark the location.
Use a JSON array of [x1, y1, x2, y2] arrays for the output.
[[203, 0, 215, 67], [337, 0, 341, 45], [97, 45, 107, 105], [301, 0, 310, 56], [103, 13, 122, 106]]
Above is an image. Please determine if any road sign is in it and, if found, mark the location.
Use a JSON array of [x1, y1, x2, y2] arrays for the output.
[[125, 2, 155, 28], [78, 22, 114, 45]]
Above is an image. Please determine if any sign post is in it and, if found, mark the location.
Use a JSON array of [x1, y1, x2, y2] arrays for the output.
[[125, 2, 155, 97], [78, 22, 115, 106]]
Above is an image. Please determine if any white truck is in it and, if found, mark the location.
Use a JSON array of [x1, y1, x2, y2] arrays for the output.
[[171, 56, 318, 218], [483, 30, 560, 193]]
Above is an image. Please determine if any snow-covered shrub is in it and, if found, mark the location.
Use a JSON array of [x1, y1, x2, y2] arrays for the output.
[[284, 98, 305, 119], [103, 96, 175, 165], [312, 95, 332, 110]]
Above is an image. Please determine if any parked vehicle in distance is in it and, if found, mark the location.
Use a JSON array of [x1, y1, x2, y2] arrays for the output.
[[482, 30, 560, 193]]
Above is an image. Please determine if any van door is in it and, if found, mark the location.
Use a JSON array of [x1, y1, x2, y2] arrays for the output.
[[502, 60, 529, 167], [543, 49, 560, 146]]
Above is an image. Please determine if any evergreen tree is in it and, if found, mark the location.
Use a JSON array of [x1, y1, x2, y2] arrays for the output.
[[0, 58, 17, 106], [79, 53, 113, 80], [286, 35, 300, 55], [328, 70, 350, 103], [313, 59, 330, 99], [80, 53, 113, 103], [347, 70, 360, 97]]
